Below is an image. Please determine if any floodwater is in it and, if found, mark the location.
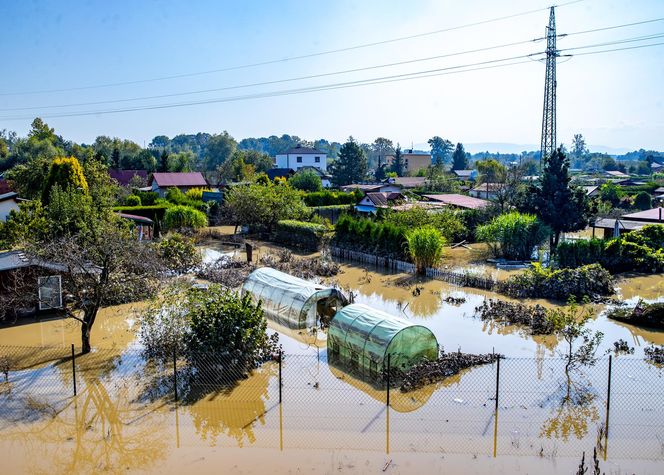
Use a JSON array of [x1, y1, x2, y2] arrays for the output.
[[1, 242, 664, 474]]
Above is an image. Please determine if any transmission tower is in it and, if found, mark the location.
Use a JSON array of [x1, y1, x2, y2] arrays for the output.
[[540, 6, 558, 162]]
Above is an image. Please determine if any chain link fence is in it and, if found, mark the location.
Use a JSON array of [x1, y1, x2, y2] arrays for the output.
[[1, 345, 663, 460]]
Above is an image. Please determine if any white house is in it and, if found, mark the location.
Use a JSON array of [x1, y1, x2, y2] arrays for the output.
[[0, 192, 20, 222], [275, 145, 327, 172]]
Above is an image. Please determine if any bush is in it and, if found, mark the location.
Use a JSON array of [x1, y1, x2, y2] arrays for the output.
[[289, 170, 323, 192], [185, 187, 210, 201], [134, 190, 158, 206], [274, 220, 328, 250], [476, 212, 550, 261], [125, 194, 142, 206], [303, 190, 362, 207], [406, 226, 446, 273], [158, 233, 202, 273], [555, 239, 607, 269], [382, 207, 466, 242], [334, 214, 408, 259], [163, 205, 208, 230], [498, 263, 614, 300], [634, 191, 652, 210]]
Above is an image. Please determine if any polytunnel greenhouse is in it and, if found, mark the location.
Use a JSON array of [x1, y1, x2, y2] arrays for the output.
[[242, 267, 348, 329], [327, 303, 439, 378]]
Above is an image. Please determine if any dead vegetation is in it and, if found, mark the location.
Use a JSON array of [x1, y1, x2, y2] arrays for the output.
[[474, 299, 554, 334]]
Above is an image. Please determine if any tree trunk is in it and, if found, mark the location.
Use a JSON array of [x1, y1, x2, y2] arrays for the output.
[[81, 324, 91, 354], [80, 306, 99, 354]]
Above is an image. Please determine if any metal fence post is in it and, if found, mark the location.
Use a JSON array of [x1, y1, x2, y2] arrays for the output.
[[71, 344, 77, 396], [604, 355, 613, 460], [494, 357, 500, 412], [278, 350, 283, 404], [173, 348, 178, 403], [386, 353, 391, 407], [493, 356, 500, 457]]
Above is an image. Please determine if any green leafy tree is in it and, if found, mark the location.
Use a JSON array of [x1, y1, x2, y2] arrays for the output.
[[598, 182, 624, 207], [634, 191, 652, 210], [225, 183, 307, 231], [528, 149, 589, 249], [476, 159, 507, 184], [158, 150, 169, 172], [571, 134, 588, 158], [424, 166, 460, 192], [205, 131, 237, 171], [370, 137, 395, 169], [329, 137, 368, 186], [42, 156, 89, 204], [390, 144, 405, 176], [451, 143, 469, 170], [289, 169, 323, 192], [428, 136, 454, 167], [158, 233, 202, 273], [28, 117, 56, 142], [374, 163, 387, 181]]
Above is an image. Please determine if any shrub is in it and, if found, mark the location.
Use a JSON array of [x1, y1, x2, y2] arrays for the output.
[[406, 226, 446, 274], [303, 190, 362, 207], [634, 191, 652, 210], [134, 190, 158, 205], [498, 263, 614, 300], [382, 207, 466, 243], [125, 194, 142, 206], [274, 220, 328, 250], [334, 214, 408, 259], [158, 232, 202, 273], [476, 212, 550, 261], [555, 239, 607, 269], [42, 156, 89, 203], [224, 183, 307, 231], [163, 205, 208, 230], [185, 187, 210, 201], [289, 170, 323, 192]]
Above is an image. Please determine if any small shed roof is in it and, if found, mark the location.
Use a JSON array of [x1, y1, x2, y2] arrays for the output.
[[0, 191, 19, 203], [423, 193, 490, 210], [452, 169, 475, 178], [593, 218, 648, 231], [118, 212, 154, 225], [389, 177, 426, 188], [0, 250, 67, 273], [150, 172, 207, 188], [621, 207, 664, 223], [471, 183, 504, 193], [109, 169, 148, 186]]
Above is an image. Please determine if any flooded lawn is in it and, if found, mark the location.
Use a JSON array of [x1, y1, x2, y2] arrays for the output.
[[1, 244, 664, 474]]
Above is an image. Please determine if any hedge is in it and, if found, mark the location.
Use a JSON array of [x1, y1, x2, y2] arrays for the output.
[[308, 205, 351, 224], [274, 220, 328, 250], [163, 205, 208, 230], [112, 204, 170, 236], [303, 190, 362, 207], [334, 214, 408, 259]]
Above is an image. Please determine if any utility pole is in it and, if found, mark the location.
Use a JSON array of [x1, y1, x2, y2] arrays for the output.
[[540, 6, 558, 164]]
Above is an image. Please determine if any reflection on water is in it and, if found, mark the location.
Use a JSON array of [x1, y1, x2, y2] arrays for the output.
[[540, 380, 600, 442]]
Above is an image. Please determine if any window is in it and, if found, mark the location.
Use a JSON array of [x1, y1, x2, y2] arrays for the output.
[[315, 156, 320, 163], [38, 275, 62, 310], [296, 156, 302, 163]]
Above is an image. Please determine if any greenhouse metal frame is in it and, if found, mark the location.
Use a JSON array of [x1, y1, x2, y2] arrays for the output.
[[242, 267, 348, 329]]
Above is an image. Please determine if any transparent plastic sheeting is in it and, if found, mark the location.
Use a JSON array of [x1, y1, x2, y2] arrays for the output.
[[242, 267, 348, 329], [328, 303, 439, 376]]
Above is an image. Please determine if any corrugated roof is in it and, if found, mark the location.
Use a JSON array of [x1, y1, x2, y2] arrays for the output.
[[150, 172, 207, 187], [453, 169, 475, 177], [267, 168, 294, 180], [593, 219, 648, 231], [423, 193, 490, 210], [118, 213, 153, 224], [0, 250, 67, 272], [622, 207, 664, 222], [391, 177, 426, 188]]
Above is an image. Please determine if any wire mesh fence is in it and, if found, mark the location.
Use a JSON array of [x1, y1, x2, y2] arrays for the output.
[[0, 345, 663, 460]]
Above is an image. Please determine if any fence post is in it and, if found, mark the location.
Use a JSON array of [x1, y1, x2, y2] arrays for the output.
[[173, 347, 178, 403], [386, 353, 391, 407], [494, 357, 500, 412], [278, 350, 283, 404], [71, 344, 77, 396], [604, 355, 613, 460], [493, 356, 500, 457]]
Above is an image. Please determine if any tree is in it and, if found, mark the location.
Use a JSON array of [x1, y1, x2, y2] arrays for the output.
[[158, 150, 169, 172], [476, 212, 550, 261], [475, 159, 507, 184], [428, 136, 454, 167], [205, 131, 237, 171], [529, 149, 590, 249], [374, 163, 387, 181], [571, 134, 588, 158], [111, 147, 120, 168], [370, 137, 394, 170], [598, 182, 624, 207], [405, 226, 446, 274], [289, 169, 323, 192], [391, 144, 405, 176], [451, 143, 468, 170], [424, 166, 460, 193], [329, 137, 368, 186], [225, 183, 307, 231], [28, 118, 56, 142], [634, 191, 652, 210], [42, 156, 89, 204]]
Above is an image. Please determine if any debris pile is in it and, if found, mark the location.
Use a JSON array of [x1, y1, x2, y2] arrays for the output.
[[474, 299, 554, 334], [607, 300, 664, 329], [197, 257, 253, 289], [259, 248, 341, 279], [443, 296, 466, 305], [644, 345, 664, 365]]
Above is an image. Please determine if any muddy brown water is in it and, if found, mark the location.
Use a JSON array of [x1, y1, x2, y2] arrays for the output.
[[1, 241, 664, 474]]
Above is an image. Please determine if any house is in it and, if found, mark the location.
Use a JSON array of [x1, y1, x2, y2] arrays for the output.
[[118, 213, 154, 241], [109, 169, 148, 187], [452, 169, 477, 181], [423, 193, 490, 210], [0, 192, 20, 222], [604, 170, 629, 179], [653, 187, 664, 198], [296, 166, 333, 188], [615, 178, 647, 187], [0, 250, 67, 319], [266, 168, 295, 182], [340, 183, 401, 194], [651, 162, 664, 173], [275, 144, 327, 172], [386, 176, 427, 189], [384, 149, 431, 175], [469, 183, 504, 200], [149, 172, 208, 197], [582, 185, 600, 198], [355, 192, 404, 214]]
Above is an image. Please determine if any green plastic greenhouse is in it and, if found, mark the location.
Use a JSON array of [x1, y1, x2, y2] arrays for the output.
[[327, 303, 439, 378], [242, 267, 348, 329]]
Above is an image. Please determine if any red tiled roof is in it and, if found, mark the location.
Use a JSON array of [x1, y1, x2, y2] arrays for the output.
[[423, 193, 490, 210], [150, 172, 207, 187], [109, 169, 148, 186]]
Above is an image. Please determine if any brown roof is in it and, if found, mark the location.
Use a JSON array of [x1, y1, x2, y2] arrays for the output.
[[150, 172, 207, 188], [605, 170, 629, 178], [423, 193, 490, 210], [109, 169, 148, 186], [471, 182, 504, 193], [621, 207, 664, 223], [390, 177, 426, 188]]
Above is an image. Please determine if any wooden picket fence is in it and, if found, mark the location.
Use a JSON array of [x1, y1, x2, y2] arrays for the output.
[[330, 246, 497, 291]]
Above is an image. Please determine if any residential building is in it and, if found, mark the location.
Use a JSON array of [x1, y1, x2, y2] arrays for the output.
[[384, 149, 431, 175], [0, 192, 20, 222], [423, 193, 490, 210], [604, 170, 629, 179], [149, 172, 208, 197], [355, 192, 404, 214], [275, 144, 327, 172]]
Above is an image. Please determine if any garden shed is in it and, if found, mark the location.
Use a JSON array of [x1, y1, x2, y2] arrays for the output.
[[328, 303, 439, 377], [242, 267, 348, 329]]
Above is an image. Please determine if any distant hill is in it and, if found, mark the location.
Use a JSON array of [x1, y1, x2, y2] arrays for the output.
[[414, 142, 633, 156]]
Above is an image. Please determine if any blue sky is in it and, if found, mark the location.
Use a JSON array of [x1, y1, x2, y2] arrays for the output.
[[0, 0, 663, 152]]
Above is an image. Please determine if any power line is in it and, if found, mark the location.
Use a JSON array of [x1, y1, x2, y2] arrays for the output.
[[0, 0, 587, 97], [4, 26, 664, 113], [1, 40, 661, 121]]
